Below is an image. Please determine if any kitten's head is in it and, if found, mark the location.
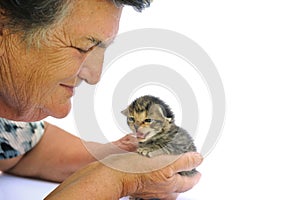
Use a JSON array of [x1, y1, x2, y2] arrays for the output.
[[121, 95, 175, 143]]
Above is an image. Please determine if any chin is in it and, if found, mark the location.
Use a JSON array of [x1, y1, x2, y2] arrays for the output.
[[51, 110, 70, 119], [45, 101, 72, 119]]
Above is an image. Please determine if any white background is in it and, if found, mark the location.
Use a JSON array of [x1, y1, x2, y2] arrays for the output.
[[46, 0, 300, 199]]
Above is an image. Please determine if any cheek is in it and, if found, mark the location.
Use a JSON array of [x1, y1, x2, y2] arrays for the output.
[[45, 49, 84, 78], [26, 50, 85, 103], [127, 122, 135, 130], [139, 124, 156, 132], [150, 122, 164, 131]]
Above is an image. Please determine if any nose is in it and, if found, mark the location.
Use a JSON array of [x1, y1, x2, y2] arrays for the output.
[[78, 47, 104, 85], [134, 124, 139, 131]]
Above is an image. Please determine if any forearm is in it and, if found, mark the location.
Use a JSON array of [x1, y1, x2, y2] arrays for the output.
[[5, 122, 95, 181], [6, 122, 134, 182], [45, 162, 124, 200]]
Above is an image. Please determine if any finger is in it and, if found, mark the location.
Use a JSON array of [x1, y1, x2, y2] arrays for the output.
[[160, 193, 179, 200], [169, 152, 203, 174], [173, 172, 202, 193], [128, 134, 138, 142], [123, 135, 138, 147], [124, 134, 138, 143], [124, 133, 135, 139], [139, 192, 179, 200]]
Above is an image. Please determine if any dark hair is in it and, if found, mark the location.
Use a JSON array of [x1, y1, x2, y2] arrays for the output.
[[0, 0, 152, 43], [0, 0, 70, 42], [114, 0, 151, 11]]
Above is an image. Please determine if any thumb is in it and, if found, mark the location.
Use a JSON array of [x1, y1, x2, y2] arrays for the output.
[[168, 152, 203, 175]]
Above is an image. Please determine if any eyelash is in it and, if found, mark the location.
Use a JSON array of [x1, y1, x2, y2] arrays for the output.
[[72, 40, 107, 54], [74, 46, 94, 54]]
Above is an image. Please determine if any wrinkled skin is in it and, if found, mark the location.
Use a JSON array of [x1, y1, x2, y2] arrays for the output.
[[0, 0, 121, 121], [0, 0, 203, 199], [45, 152, 203, 200]]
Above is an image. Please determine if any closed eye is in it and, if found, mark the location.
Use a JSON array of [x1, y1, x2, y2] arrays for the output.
[[73, 45, 96, 54]]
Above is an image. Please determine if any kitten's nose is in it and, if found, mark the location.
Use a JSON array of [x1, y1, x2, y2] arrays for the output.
[[134, 124, 139, 131]]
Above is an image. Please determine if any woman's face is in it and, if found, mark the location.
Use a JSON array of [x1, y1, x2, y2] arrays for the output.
[[0, 0, 122, 121]]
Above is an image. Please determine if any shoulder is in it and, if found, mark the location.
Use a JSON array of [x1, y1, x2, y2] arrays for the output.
[[0, 118, 45, 159], [0, 118, 44, 133]]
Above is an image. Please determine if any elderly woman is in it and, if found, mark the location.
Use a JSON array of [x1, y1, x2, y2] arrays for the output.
[[0, 0, 202, 199]]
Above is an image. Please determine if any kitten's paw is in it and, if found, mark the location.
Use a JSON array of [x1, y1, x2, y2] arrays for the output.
[[178, 169, 198, 176], [129, 197, 148, 200], [129, 197, 141, 200], [137, 147, 154, 157], [129, 197, 159, 200]]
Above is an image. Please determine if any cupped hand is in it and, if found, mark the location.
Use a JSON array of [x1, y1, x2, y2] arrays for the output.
[[101, 152, 203, 199], [45, 152, 203, 200]]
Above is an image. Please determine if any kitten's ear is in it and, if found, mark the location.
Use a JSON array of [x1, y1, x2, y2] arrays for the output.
[[149, 104, 166, 118], [166, 117, 172, 122], [121, 108, 129, 116], [150, 104, 173, 122]]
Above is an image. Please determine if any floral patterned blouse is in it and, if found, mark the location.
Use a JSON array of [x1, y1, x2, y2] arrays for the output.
[[0, 118, 44, 160]]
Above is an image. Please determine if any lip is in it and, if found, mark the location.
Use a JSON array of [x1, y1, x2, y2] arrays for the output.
[[136, 131, 150, 140], [60, 84, 75, 96]]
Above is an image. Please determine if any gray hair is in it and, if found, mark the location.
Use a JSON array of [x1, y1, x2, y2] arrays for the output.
[[0, 0, 152, 45]]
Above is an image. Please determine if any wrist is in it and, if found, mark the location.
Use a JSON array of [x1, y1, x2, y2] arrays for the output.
[[119, 173, 141, 197], [45, 162, 125, 200], [93, 163, 125, 199]]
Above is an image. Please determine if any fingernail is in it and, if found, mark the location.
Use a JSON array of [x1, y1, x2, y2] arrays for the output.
[[192, 152, 203, 164]]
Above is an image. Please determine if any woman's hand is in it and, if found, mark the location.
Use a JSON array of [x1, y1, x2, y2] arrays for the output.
[[112, 133, 138, 152], [83, 133, 138, 161], [121, 152, 203, 199], [45, 152, 203, 200]]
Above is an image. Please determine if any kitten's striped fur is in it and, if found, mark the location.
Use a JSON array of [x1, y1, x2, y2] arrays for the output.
[[122, 95, 198, 172], [122, 96, 198, 200]]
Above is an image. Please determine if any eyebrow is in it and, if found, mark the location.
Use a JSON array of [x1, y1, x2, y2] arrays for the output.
[[86, 36, 115, 48]]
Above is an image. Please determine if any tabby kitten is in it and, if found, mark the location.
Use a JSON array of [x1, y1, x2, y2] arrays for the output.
[[122, 95, 198, 176]]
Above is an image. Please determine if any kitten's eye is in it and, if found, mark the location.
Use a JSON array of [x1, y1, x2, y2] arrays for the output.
[[127, 117, 135, 122], [144, 119, 154, 123]]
